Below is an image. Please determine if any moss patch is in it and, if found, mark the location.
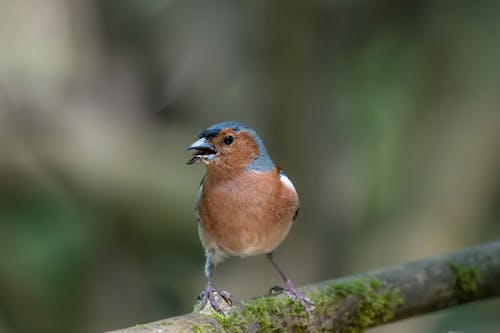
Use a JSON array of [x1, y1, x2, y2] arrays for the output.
[[191, 323, 215, 333], [211, 294, 309, 333], [311, 278, 403, 332], [448, 261, 479, 300], [209, 278, 402, 333]]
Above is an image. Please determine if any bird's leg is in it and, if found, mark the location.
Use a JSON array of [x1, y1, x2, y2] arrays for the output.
[[266, 252, 314, 315], [197, 250, 232, 314]]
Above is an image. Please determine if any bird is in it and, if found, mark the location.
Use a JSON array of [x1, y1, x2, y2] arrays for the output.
[[186, 121, 312, 314]]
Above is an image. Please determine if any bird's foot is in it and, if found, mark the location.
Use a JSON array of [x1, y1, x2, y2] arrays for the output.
[[275, 280, 314, 316], [195, 281, 233, 315], [269, 285, 285, 295]]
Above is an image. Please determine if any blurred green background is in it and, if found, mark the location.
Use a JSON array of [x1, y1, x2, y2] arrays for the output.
[[1, 0, 499, 332]]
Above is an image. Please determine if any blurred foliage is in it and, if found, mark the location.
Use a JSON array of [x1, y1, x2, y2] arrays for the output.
[[0, 0, 499, 332]]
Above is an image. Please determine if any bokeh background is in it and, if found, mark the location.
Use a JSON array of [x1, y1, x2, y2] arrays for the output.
[[1, 0, 499, 332]]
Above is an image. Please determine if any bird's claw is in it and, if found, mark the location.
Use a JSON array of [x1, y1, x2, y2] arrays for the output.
[[282, 280, 314, 316], [268, 285, 285, 295], [196, 282, 233, 315]]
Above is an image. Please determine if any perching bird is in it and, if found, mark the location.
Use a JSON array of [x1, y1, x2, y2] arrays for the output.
[[186, 121, 312, 314]]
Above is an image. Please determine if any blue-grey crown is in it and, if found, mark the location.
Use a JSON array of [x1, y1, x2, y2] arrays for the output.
[[198, 121, 248, 139], [199, 121, 275, 172]]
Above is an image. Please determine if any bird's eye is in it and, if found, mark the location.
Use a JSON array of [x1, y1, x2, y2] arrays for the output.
[[223, 135, 234, 145]]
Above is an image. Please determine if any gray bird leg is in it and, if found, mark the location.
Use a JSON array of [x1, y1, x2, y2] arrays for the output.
[[197, 249, 232, 315], [266, 252, 314, 315]]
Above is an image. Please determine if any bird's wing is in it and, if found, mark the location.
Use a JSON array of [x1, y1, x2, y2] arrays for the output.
[[278, 169, 297, 192], [278, 168, 300, 221], [194, 174, 206, 222]]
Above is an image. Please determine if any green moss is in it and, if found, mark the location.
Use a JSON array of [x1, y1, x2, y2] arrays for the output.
[[211, 295, 308, 333], [210, 278, 402, 333], [312, 278, 403, 332], [191, 323, 215, 333], [448, 261, 479, 300]]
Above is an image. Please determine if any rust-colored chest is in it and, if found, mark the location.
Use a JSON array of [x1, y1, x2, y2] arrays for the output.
[[197, 169, 299, 256]]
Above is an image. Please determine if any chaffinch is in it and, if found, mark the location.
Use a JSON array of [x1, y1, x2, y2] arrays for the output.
[[186, 121, 312, 314]]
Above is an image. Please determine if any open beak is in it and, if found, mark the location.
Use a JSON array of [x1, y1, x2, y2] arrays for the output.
[[186, 138, 217, 165]]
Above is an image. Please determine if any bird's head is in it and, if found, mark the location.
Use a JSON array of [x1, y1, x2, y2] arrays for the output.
[[187, 121, 274, 176]]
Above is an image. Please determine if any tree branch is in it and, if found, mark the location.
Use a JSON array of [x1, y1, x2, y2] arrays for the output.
[[106, 240, 500, 333]]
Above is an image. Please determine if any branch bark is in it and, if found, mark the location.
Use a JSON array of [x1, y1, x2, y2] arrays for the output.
[[106, 240, 500, 333]]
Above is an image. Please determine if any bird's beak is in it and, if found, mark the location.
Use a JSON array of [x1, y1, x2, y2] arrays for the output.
[[186, 138, 217, 165], [186, 138, 215, 151]]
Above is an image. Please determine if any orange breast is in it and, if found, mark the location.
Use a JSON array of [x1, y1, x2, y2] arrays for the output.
[[197, 168, 299, 256]]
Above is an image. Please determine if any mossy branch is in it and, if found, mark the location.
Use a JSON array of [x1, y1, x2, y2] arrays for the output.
[[106, 241, 500, 333]]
